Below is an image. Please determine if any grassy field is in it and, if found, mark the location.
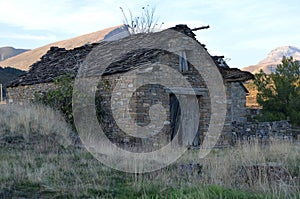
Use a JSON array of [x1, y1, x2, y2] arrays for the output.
[[0, 104, 299, 198]]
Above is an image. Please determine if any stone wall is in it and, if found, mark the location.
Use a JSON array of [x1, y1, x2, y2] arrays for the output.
[[94, 65, 248, 148], [6, 67, 248, 148], [95, 57, 214, 150], [230, 82, 247, 122], [97, 74, 172, 151], [232, 120, 292, 142], [211, 82, 247, 146], [6, 83, 56, 103]]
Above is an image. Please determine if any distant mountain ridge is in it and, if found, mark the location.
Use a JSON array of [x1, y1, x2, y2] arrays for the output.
[[0, 47, 29, 61], [0, 25, 129, 71], [0, 47, 27, 97], [243, 46, 300, 74], [0, 67, 26, 98]]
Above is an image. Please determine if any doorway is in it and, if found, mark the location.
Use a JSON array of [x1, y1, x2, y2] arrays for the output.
[[170, 94, 202, 147]]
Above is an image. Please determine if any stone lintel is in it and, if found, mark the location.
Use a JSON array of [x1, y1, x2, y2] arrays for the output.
[[165, 87, 208, 96]]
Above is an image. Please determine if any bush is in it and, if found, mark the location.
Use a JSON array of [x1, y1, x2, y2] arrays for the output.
[[34, 74, 103, 129], [34, 74, 74, 125], [254, 111, 286, 122]]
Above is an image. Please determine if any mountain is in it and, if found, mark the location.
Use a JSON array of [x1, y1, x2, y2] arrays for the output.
[[0, 47, 29, 61], [0, 25, 129, 71], [0, 67, 26, 84], [242, 46, 300, 74], [0, 67, 26, 98]]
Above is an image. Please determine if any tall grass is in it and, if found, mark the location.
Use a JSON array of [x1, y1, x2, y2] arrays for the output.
[[196, 140, 300, 196], [0, 103, 72, 147], [0, 104, 299, 198]]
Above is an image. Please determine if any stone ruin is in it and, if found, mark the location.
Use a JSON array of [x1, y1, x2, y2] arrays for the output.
[[6, 25, 254, 149]]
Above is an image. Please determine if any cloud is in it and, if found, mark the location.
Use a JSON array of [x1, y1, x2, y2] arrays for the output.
[[0, 0, 123, 34], [0, 0, 299, 67], [1, 0, 297, 37], [0, 33, 57, 41], [234, 33, 300, 51]]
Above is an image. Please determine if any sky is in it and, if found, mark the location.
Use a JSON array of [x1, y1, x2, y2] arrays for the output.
[[0, 0, 299, 68]]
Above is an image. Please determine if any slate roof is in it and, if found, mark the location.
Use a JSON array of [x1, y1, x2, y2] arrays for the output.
[[7, 25, 254, 88]]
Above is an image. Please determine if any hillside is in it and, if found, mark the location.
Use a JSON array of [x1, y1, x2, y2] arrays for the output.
[[0, 47, 29, 61], [0, 67, 25, 84], [0, 67, 26, 98], [0, 25, 129, 71], [243, 46, 300, 74], [244, 80, 260, 108]]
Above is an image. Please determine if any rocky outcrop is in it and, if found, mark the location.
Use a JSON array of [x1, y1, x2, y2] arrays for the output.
[[242, 46, 300, 74]]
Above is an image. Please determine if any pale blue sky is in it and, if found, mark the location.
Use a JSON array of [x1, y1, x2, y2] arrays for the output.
[[0, 0, 299, 68]]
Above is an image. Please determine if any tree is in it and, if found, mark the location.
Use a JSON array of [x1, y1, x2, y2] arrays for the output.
[[254, 56, 300, 126], [120, 5, 164, 34]]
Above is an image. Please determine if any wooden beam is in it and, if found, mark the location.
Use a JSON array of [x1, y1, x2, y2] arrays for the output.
[[191, 25, 210, 31], [0, 84, 2, 102]]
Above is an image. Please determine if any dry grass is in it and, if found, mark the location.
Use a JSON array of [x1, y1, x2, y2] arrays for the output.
[[0, 103, 72, 147], [199, 140, 300, 194], [0, 104, 299, 198]]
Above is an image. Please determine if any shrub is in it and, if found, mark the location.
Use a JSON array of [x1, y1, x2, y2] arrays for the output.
[[34, 74, 74, 125]]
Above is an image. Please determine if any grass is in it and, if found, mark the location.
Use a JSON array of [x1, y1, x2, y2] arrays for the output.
[[0, 104, 299, 198], [0, 103, 71, 147]]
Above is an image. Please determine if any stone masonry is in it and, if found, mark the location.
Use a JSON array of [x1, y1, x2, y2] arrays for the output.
[[6, 25, 254, 148]]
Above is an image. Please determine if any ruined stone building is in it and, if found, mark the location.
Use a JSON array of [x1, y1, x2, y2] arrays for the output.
[[6, 25, 254, 148]]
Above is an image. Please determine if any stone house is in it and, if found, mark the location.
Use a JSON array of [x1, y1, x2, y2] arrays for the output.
[[7, 25, 253, 148]]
